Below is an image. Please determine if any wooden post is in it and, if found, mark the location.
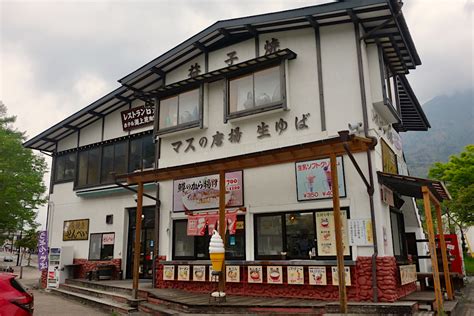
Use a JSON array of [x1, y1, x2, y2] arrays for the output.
[[435, 203, 453, 300], [330, 154, 347, 313], [132, 182, 144, 299], [218, 170, 226, 293], [422, 186, 444, 313]]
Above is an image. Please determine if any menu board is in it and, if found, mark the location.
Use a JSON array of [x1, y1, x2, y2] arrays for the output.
[[331, 266, 351, 286], [308, 267, 327, 285], [163, 266, 175, 281], [287, 266, 304, 285], [381, 139, 398, 174], [248, 266, 263, 283], [173, 171, 243, 212], [226, 266, 240, 283], [177, 265, 190, 281], [193, 265, 206, 282], [296, 156, 345, 201], [267, 266, 283, 284], [315, 210, 349, 256]]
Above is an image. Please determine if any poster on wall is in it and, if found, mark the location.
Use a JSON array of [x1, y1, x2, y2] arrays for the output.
[[102, 233, 115, 245], [173, 171, 243, 212], [226, 266, 240, 283], [287, 266, 304, 285], [315, 211, 349, 256], [177, 265, 190, 281], [192, 265, 206, 282], [267, 266, 283, 284], [63, 219, 89, 241], [348, 219, 373, 246], [295, 156, 346, 201], [121, 105, 154, 131], [331, 266, 351, 286], [308, 267, 327, 285], [248, 266, 263, 283], [163, 266, 175, 281], [399, 264, 417, 285]]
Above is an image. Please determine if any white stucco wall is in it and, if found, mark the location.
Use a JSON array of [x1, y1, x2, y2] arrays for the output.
[[103, 104, 129, 140], [57, 132, 78, 152]]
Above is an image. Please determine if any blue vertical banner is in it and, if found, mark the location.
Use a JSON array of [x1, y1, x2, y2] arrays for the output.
[[37, 231, 48, 271]]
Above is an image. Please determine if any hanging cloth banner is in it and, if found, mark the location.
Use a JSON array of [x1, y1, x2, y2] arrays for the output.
[[187, 211, 239, 236]]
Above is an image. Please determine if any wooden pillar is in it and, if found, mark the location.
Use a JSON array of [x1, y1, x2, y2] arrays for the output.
[[435, 203, 453, 300], [132, 182, 144, 299], [218, 170, 226, 293], [422, 186, 444, 313], [330, 154, 347, 313]]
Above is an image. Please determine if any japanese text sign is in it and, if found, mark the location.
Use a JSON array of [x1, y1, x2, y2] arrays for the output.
[[37, 231, 48, 271], [173, 171, 243, 212], [295, 156, 346, 201], [348, 219, 373, 246], [121, 105, 154, 131], [63, 219, 89, 241]]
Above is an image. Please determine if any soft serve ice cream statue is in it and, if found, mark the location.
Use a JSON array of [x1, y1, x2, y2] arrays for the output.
[[209, 230, 225, 272]]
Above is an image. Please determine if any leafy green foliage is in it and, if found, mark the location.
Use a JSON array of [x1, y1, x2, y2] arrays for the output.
[[0, 103, 47, 232], [428, 145, 474, 227]]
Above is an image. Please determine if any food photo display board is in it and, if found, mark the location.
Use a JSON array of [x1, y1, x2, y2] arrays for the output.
[[287, 266, 304, 285], [173, 171, 243, 212], [308, 266, 327, 285], [248, 266, 263, 283], [226, 266, 240, 283], [163, 266, 175, 281], [267, 266, 283, 284], [177, 265, 190, 281], [193, 265, 206, 282]]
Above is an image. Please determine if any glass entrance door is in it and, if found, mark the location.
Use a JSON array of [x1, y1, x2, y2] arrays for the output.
[[126, 207, 155, 279]]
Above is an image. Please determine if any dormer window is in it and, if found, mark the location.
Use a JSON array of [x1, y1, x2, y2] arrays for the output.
[[226, 63, 286, 121], [157, 87, 202, 135]]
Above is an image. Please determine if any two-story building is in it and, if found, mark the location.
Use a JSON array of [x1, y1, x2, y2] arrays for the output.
[[25, 0, 448, 303]]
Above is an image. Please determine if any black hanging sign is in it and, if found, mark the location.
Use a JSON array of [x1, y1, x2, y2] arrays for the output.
[[121, 105, 154, 131]]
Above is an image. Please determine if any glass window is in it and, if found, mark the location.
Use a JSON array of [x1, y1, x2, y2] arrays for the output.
[[173, 221, 194, 258], [87, 148, 100, 185], [390, 210, 406, 258], [89, 233, 115, 261], [129, 134, 154, 172], [101, 144, 114, 183], [172, 216, 246, 260], [77, 151, 88, 187], [228, 65, 282, 116], [142, 135, 155, 169], [129, 138, 142, 172], [54, 153, 76, 182], [285, 212, 315, 259], [114, 141, 128, 174], [159, 88, 200, 131], [256, 215, 283, 258]]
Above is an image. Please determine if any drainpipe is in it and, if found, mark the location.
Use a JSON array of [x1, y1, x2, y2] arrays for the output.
[[354, 21, 379, 302]]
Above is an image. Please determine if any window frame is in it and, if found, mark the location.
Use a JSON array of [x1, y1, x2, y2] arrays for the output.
[[156, 85, 204, 136], [75, 146, 102, 188], [254, 208, 352, 261], [100, 140, 129, 185], [54, 152, 76, 184], [172, 216, 246, 261], [224, 61, 287, 122], [390, 208, 408, 261], [88, 232, 115, 261]]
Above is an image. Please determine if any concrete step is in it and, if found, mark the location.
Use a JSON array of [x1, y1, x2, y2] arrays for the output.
[[65, 278, 137, 297], [325, 301, 418, 314], [60, 283, 133, 304], [139, 302, 181, 316], [51, 287, 137, 315]]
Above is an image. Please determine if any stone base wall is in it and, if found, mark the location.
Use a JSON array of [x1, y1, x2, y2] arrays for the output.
[[154, 256, 416, 302], [73, 258, 122, 279]]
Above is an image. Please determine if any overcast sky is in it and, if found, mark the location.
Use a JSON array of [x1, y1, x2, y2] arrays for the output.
[[0, 0, 472, 228]]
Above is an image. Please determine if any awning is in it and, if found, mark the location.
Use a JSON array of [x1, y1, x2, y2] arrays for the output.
[[377, 172, 451, 202]]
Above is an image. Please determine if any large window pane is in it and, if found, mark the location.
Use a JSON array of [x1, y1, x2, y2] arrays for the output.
[[159, 96, 178, 129], [141, 135, 155, 169], [285, 212, 315, 259], [77, 151, 88, 187], [101, 144, 114, 183], [64, 153, 76, 180], [87, 148, 100, 185], [114, 141, 128, 175], [55, 156, 65, 182], [229, 75, 253, 113], [179, 89, 199, 124], [89, 234, 101, 260], [254, 66, 281, 106], [173, 221, 194, 258], [256, 215, 283, 257], [129, 138, 142, 172]]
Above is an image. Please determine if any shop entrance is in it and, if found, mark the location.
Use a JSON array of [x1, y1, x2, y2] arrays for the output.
[[126, 206, 155, 279]]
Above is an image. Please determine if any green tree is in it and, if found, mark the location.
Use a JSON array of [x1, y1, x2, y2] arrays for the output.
[[428, 145, 474, 251], [0, 103, 47, 232], [16, 228, 39, 266]]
